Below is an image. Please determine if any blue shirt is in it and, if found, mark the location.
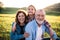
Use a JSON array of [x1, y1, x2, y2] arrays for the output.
[[10, 22, 26, 40], [25, 19, 58, 40]]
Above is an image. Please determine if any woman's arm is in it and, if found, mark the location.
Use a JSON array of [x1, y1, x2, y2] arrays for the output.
[[12, 22, 16, 32], [10, 31, 24, 40], [10, 22, 24, 40]]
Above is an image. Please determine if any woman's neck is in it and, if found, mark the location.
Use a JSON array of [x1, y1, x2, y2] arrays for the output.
[[20, 23, 25, 26]]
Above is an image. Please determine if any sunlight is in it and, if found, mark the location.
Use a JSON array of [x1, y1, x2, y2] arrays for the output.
[[0, 0, 60, 9]]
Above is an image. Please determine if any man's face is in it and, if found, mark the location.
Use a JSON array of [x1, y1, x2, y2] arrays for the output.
[[35, 10, 45, 25]]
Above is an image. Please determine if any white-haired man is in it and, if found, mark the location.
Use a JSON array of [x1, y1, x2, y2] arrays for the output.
[[25, 9, 58, 40]]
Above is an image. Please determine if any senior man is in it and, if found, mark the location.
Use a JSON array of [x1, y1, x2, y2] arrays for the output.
[[25, 9, 58, 40]]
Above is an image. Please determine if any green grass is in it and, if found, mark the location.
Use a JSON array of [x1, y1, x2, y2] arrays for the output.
[[0, 7, 19, 14], [0, 12, 60, 40], [0, 7, 27, 14], [44, 15, 60, 38], [0, 14, 15, 31], [0, 14, 15, 40]]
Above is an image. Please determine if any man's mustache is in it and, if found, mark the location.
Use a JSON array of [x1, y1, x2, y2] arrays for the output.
[[38, 19, 44, 21]]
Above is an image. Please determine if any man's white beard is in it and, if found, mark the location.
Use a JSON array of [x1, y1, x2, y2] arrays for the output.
[[36, 19, 44, 25]]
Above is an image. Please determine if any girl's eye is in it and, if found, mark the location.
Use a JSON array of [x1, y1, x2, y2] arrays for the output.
[[28, 9, 30, 10], [31, 9, 33, 10]]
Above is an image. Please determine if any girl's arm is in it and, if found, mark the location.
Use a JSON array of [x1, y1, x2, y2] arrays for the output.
[[12, 22, 16, 32]]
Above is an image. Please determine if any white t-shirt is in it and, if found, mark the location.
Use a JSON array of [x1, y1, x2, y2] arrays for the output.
[[36, 25, 42, 40]]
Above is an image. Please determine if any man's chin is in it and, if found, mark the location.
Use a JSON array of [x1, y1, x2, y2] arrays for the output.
[[36, 20, 44, 25]]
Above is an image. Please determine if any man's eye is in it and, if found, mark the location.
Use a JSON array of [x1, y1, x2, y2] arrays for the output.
[[36, 15, 40, 17], [38, 15, 40, 16], [41, 15, 44, 17]]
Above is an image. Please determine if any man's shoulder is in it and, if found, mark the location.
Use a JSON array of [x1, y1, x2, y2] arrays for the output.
[[27, 20, 35, 25], [25, 20, 36, 29], [25, 20, 36, 32]]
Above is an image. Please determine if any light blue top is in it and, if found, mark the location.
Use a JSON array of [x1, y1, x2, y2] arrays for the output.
[[25, 19, 58, 40], [10, 22, 25, 40]]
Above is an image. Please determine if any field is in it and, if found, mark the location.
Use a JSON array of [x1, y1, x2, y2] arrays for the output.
[[0, 11, 60, 40]]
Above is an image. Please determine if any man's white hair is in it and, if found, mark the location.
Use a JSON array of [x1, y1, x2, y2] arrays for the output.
[[35, 9, 46, 15]]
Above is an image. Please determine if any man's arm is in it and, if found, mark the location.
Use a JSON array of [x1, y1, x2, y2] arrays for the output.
[[44, 20, 58, 40], [45, 27, 58, 40], [25, 24, 32, 40]]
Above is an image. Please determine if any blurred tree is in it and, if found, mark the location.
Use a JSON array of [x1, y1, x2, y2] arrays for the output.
[[44, 3, 60, 12], [0, 2, 4, 13], [0, 2, 3, 7]]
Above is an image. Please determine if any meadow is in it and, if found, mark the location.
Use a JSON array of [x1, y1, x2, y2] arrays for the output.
[[0, 11, 60, 40]]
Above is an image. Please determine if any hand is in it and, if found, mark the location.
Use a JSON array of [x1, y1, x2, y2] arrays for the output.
[[50, 38, 54, 40], [44, 20, 51, 28], [50, 38, 52, 40], [12, 22, 16, 32], [44, 20, 54, 37], [24, 32, 29, 38]]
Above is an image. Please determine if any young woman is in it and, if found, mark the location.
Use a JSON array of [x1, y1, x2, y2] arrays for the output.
[[10, 11, 29, 40]]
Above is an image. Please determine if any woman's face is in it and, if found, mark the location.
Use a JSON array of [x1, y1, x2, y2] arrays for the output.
[[28, 6, 36, 15], [18, 13, 25, 24]]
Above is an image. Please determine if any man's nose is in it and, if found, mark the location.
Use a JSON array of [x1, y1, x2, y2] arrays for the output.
[[39, 17, 42, 19]]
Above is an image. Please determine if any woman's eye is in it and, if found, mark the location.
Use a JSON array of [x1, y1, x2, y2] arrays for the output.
[[22, 15, 24, 17], [18, 15, 21, 17], [19, 15, 24, 17]]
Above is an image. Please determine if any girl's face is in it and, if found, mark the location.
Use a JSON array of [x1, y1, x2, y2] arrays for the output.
[[18, 13, 25, 24], [28, 6, 36, 15]]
